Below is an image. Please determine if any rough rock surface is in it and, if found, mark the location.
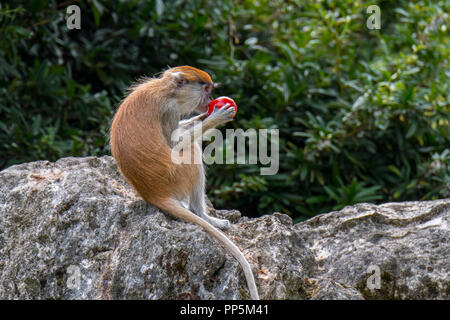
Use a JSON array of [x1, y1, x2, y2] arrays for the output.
[[0, 156, 448, 299]]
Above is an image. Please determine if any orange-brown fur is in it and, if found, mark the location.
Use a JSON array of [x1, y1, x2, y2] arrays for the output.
[[110, 70, 202, 203]]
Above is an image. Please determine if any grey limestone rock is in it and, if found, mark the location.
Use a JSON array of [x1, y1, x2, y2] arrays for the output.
[[0, 156, 447, 299]]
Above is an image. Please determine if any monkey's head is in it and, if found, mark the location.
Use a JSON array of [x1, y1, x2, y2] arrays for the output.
[[165, 66, 215, 116]]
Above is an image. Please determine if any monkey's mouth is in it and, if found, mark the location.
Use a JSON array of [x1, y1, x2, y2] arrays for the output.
[[198, 95, 213, 113]]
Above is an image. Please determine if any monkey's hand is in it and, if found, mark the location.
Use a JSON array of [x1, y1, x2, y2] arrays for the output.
[[174, 105, 233, 148], [204, 103, 234, 128]]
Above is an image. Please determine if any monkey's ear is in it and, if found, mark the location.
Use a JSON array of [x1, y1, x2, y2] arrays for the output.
[[169, 71, 188, 87]]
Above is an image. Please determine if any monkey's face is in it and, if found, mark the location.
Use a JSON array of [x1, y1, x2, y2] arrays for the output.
[[173, 80, 213, 116], [166, 66, 215, 116]]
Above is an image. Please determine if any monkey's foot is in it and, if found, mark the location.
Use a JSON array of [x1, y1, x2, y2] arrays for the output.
[[207, 216, 231, 230]]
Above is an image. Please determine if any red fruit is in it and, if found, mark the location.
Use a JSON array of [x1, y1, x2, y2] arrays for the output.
[[207, 96, 237, 117]]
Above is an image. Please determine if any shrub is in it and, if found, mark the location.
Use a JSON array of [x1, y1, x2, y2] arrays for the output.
[[0, 0, 448, 221]]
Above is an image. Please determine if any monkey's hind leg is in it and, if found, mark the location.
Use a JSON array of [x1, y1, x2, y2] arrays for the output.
[[189, 172, 230, 230]]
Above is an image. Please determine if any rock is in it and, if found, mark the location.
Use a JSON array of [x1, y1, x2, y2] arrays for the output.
[[304, 279, 364, 300], [0, 156, 448, 299], [296, 200, 449, 299]]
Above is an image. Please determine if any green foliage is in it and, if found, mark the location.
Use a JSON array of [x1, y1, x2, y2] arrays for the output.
[[0, 0, 448, 221]]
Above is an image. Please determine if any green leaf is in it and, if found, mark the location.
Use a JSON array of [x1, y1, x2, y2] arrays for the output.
[[305, 195, 328, 204], [388, 165, 402, 177], [155, 0, 164, 19], [91, 0, 104, 26], [323, 186, 340, 202], [406, 122, 417, 139]]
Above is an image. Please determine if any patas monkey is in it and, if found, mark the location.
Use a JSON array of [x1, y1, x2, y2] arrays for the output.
[[110, 66, 259, 300]]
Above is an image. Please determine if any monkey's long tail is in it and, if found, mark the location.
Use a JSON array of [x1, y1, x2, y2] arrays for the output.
[[158, 198, 260, 300]]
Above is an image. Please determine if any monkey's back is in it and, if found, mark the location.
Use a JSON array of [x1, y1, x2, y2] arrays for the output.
[[110, 91, 201, 204]]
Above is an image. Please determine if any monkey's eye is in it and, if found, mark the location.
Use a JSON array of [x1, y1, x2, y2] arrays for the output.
[[199, 81, 215, 91], [177, 78, 188, 86]]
